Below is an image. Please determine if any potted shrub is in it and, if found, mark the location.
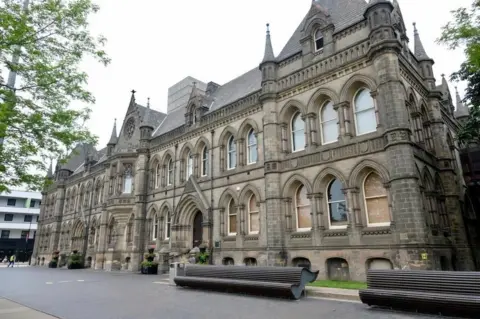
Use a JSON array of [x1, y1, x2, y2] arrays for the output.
[[197, 244, 209, 265], [67, 250, 83, 269], [141, 248, 158, 275], [48, 251, 59, 268]]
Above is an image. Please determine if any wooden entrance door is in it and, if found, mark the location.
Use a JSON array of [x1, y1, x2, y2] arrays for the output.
[[192, 211, 203, 248]]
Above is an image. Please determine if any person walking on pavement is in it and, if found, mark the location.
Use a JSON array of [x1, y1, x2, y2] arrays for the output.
[[7, 255, 15, 267]]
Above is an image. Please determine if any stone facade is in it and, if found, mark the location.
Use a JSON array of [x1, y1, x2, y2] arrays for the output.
[[33, 0, 476, 281]]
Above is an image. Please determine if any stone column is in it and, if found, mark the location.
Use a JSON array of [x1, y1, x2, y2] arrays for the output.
[[308, 113, 318, 147], [237, 138, 245, 167]]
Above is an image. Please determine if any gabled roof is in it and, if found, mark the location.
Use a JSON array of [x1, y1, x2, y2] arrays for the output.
[[276, 0, 368, 61]]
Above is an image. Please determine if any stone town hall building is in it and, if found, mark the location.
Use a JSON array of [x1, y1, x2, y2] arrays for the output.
[[33, 0, 477, 280]]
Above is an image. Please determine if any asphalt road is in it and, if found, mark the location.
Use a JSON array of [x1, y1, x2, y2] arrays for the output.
[[0, 267, 456, 319]]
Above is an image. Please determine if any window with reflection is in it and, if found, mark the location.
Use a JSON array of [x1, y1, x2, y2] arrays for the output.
[[123, 165, 133, 194], [353, 88, 377, 135], [167, 159, 174, 186], [186, 151, 193, 179], [320, 100, 338, 144], [327, 179, 348, 228], [228, 199, 237, 235], [165, 210, 171, 240], [227, 136, 236, 169], [315, 29, 324, 51], [201, 146, 209, 176], [247, 129, 257, 164], [363, 172, 390, 226], [248, 195, 260, 234], [295, 185, 311, 231], [152, 212, 158, 240], [291, 112, 305, 152], [155, 164, 161, 188]]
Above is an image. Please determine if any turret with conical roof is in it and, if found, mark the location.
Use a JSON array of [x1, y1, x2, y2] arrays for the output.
[[259, 23, 277, 102], [46, 159, 54, 179], [139, 98, 155, 145], [107, 118, 117, 157], [413, 23, 435, 89], [364, 0, 399, 59]]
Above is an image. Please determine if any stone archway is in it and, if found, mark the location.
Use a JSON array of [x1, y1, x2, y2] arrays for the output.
[[192, 210, 203, 248]]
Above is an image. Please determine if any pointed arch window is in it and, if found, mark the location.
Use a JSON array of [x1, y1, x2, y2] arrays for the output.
[[186, 151, 193, 179], [152, 213, 158, 240], [227, 136, 236, 170], [201, 146, 209, 176], [314, 29, 324, 52], [247, 129, 257, 164], [363, 172, 390, 226], [123, 165, 133, 194], [248, 195, 260, 234], [320, 100, 338, 144], [155, 163, 161, 188], [167, 159, 174, 186], [126, 216, 133, 244], [291, 112, 305, 152], [228, 199, 237, 235], [295, 185, 311, 231], [327, 179, 348, 228], [165, 210, 171, 240], [353, 88, 377, 135]]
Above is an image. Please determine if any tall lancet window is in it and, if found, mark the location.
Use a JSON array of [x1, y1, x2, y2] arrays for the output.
[[123, 165, 133, 194]]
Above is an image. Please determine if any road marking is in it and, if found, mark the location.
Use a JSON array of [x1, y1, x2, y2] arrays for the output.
[[58, 280, 72, 283], [77, 280, 84, 282], [45, 282, 53, 285]]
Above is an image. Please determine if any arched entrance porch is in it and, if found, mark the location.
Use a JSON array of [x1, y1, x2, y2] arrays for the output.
[[192, 210, 203, 248]]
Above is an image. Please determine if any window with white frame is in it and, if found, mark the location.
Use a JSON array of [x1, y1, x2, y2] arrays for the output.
[[353, 88, 377, 135], [228, 199, 237, 235], [327, 179, 348, 228], [165, 210, 171, 240], [291, 112, 305, 152], [227, 136, 236, 170], [152, 213, 158, 240], [314, 29, 324, 52], [247, 129, 257, 164], [320, 100, 338, 144], [155, 163, 161, 188], [186, 151, 193, 179], [123, 165, 133, 194], [167, 159, 174, 186], [201, 146, 209, 176], [363, 172, 390, 226], [295, 185, 311, 231], [248, 195, 260, 234]]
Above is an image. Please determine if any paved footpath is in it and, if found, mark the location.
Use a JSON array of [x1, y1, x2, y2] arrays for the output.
[[0, 298, 58, 319]]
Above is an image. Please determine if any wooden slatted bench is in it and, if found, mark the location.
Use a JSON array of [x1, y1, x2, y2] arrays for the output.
[[359, 270, 480, 318], [174, 265, 319, 300]]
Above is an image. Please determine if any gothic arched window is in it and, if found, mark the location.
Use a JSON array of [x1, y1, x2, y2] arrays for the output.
[[314, 29, 324, 52], [327, 179, 348, 228], [291, 112, 305, 152], [123, 165, 133, 194], [227, 136, 236, 170], [155, 163, 161, 188], [247, 129, 257, 164], [167, 159, 174, 186], [320, 100, 338, 144], [248, 195, 260, 234], [165, 210, 171, 240], [363, 172, 390, 226], [186, 151, 193, 179], [353, 88, 377, 135], [295, 185, 311, 231], [228, 199, 237, 235], [201, 146, 209, 176]]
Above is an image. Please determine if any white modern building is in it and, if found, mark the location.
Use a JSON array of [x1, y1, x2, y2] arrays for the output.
[[0, 190, 42, 262]]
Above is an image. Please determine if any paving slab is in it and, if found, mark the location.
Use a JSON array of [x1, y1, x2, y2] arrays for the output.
[[305, 286, 360, 301], [0, 299, 58, 319]]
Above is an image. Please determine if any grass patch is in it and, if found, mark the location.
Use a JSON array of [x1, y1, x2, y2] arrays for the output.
[[307, 280, 367, 290]]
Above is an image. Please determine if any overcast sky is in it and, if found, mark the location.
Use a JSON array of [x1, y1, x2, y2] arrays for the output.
[[78, 0, 472, 149]]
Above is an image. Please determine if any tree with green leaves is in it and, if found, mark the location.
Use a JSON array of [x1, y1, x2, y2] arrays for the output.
[[438, 0, 480, 146], [0, 0, 110, 192]]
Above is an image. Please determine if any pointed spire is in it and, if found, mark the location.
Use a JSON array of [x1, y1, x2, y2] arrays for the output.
[[127, 89, 136, 113], [455, 87, 469, 118], [141, 98, 155, 130], [147, 97, 150, 108], [262, 23, 275, 63], [107, 118, 117, 145], [47, 159, 53, 178], [413, 23, 430, 60]]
